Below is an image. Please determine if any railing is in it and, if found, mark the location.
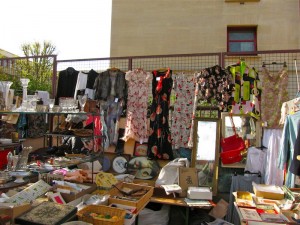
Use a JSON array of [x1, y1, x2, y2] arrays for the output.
[[1, 49, 299, 100]]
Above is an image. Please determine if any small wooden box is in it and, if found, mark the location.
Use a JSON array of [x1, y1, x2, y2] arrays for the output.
[[60, 183, 97, 203], [108, 182, 153, 212]]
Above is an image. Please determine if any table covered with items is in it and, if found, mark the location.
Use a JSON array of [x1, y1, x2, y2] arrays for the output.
[[231, 182, 300, 225]]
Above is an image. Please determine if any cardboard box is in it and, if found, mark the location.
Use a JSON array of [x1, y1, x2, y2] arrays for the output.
[[178, 167, 198, 198], [67, 194, 93, 207], [187, 186, 212, 200], [0, 203, 32, 223], [253, 183, 284, 200], [60, 183, 97, 203], [108, 182, 153, 212]]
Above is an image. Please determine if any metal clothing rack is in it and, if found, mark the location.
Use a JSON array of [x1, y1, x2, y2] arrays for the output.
[[233, 170, 261, 177], [262, 61, 287, 67]]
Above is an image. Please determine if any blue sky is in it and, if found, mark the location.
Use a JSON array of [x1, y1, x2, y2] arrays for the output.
[[1, 0, 112, 60]]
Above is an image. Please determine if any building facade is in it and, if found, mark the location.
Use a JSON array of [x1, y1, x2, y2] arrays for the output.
[[110, 0, 300, 57]]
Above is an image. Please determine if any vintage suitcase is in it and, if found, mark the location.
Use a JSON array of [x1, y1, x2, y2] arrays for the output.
[[14, 201, 77, 225]]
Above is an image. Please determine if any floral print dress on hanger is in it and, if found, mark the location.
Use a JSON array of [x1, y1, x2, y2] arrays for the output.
[[188, 65, 234, 147], [147, 68, 173, 160], [171, 72, 195, 149], [122, 68, 152, 143], [261, 66, 288, 128]]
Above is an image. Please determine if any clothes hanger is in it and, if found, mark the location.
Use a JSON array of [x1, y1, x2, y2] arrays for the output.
[[156, 64, 169, 72], [109, 66, 119, 71], [244, 170, 261, 177], [66, 67, 77, 74]]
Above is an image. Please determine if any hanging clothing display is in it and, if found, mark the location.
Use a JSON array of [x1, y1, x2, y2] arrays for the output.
[[188, 65, 233, 147], [122, 68, 152, 143], [147, 68, 173, 160], [279, 97, 300, 125], [244, 146, 267, 179], [85, 114, 102, 152], [170, 72, 195, 149], [93, 68, 127, 146], [56, 67, 79, 104], [278, 111, 300, 188], [85, 69, 99, 99], [74, 72, 87, 99], [263, 129, 284, 186], [227, 61, 261, 118], [93, 68, 127, 101], [100, 110, 109, 150], [261, 66, 288, 128], [289, 120, 300, 176]]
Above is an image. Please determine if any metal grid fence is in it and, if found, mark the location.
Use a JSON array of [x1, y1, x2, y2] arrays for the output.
[[223, 50, 300, 99], [1, 50, 299, 100]]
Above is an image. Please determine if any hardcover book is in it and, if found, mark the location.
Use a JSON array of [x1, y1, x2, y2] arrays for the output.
[[239, 207, 262, 221]]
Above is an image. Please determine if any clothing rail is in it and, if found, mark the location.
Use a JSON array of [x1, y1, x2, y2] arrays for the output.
[[262, 61, 287, 67]]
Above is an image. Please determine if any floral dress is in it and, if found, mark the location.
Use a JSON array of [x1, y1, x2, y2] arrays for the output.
[[122, 68, 152, 143], [261, 66, 288, 128], [188, 65, 234, 147], [147, 68, 173, 160], [171, 72, 195, 149]]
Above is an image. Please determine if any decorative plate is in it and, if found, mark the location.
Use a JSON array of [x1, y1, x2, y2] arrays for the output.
[[101, 156, 111, 172], [127, 156, 160, 180], [112, 155, 128, 174]]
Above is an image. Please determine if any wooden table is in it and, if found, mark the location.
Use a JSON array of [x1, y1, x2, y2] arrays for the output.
[[234, 202, 299, 225], [150, 190, 213, 225], [0, 173, 38, 193]]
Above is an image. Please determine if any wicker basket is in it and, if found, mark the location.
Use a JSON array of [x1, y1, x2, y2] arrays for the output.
[[77, 205, 126, 225]]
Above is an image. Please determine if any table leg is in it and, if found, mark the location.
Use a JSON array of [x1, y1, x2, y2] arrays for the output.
[[185, 207, 189, 225], [135, 214, 139, 225]]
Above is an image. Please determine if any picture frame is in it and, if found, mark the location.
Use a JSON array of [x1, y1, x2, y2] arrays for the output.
[[134, 142, 148, 157]]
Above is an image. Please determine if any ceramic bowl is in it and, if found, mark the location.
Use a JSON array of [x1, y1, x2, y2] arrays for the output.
[[9, 170, 31, 183]]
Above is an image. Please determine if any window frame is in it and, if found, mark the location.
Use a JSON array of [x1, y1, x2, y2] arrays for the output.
[[225, 0, 260, 2], [227, 26, 257, 54]]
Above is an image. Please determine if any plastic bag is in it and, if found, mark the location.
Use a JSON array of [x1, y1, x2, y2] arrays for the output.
[[138, 205, 170, 225], [155, 158, 189, 186]]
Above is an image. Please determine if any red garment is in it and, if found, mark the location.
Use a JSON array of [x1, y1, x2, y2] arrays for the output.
[[85, 115, 102, 147]]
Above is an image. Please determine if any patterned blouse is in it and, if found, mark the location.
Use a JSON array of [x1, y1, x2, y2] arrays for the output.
[[261, 66, 288, 128]]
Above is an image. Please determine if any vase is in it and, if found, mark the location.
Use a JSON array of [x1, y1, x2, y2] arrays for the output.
[[20, 78, 30, 101], [0, 81, 13, 110]]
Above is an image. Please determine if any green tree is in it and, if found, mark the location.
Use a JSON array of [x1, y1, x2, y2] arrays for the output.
[[15, 41, 56, 95]]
